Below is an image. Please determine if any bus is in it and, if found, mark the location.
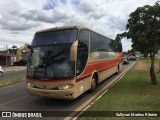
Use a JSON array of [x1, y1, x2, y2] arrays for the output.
[[26, 26, 123, 99]]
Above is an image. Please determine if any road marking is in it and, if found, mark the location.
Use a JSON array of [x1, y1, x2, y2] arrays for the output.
[[73, 89, 109, 120], [0, 95, 29, 107], [65, 61, 137, 120]]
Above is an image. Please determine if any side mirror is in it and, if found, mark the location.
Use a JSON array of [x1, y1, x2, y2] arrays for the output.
[[27, 44, 34, 53], [27, 44, 31, 49], [70, 40, 78, 61]]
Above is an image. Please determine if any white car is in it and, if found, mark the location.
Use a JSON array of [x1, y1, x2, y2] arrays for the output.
[[0, 66, 4, 77], [135, 54, 139, 58], [128, 55, 136, 61]]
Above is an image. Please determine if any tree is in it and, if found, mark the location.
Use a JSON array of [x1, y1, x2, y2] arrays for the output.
[[11, 45, 17, 55], [118, 1, 160, 85]]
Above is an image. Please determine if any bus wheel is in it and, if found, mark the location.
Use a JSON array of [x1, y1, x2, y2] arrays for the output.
[[89, 75, 97, 92]]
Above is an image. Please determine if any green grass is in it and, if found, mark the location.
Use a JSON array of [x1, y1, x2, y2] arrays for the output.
[[142, 57, 160, 64], [0, 78, 25, 88], [78, 63, 160, 120]]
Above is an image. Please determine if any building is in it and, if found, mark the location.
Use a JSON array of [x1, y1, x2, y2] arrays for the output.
[[13, 45, 30, 65], [0, 50, 11, 66], [0, 45, 30, 66]]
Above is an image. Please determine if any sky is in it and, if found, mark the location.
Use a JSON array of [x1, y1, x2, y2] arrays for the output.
[[0, 0, 158, 52]]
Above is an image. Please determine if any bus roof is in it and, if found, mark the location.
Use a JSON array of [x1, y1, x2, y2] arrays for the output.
[[36, 26, 114, 41], [36, 26, 88, 33]]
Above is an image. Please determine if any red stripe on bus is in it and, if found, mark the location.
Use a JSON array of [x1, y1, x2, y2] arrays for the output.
[[76, 74, 91, 82], [81, 60, 119, 76], [88, 58, 116, 65], [98, 65, 117, 73], [76, 64, 118, 82]]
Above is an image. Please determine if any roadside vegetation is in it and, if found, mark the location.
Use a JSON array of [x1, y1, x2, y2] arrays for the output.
[[116, 1, 160, 85], [0, 78, 25, 88], [78, 59, 160, 120], [142, 57, 160, 65]]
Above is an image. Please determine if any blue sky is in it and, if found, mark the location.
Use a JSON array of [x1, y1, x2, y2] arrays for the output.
[[0, 0, 158, 51]]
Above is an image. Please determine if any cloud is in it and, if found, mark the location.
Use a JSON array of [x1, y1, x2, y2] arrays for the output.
[[79, 0, 96, 13], [122, 38, 132, 52], [19, 8, 71, 24], [0, 0, 47, 12], [0, 37, 29, 50], [0, 0, 158, 51], [0, 14, 2, 19], [0, 16, 40, 31], [43, 0, 57, 10]]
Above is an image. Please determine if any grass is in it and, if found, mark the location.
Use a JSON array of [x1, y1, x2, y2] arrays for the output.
[[0, 78, 25, 88], [78, 61, 160, 120], [139, 57, 160, 72], [141, 57, 160, 64]]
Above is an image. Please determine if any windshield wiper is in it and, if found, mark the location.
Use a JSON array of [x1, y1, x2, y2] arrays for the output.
[[32, 47, 66, 79], [32, 48, 49, 78]]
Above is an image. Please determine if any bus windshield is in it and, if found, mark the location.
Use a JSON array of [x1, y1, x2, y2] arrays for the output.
[[32, 29, 77, 46], [27, 45, 75, 79], [27, 29, 77, 79]]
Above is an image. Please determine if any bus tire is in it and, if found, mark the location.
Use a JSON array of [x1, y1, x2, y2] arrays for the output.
[[89, 75, 97, 92]]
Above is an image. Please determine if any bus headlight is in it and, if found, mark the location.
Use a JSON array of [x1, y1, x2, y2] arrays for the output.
[[58, 84, 74, 90], [26, 81, 33, 87]]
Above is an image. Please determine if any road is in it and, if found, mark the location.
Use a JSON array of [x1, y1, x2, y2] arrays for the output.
[[0, 70, 26, 81], [0, 61, 136, 120]]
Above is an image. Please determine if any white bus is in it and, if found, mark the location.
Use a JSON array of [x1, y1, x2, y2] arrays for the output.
[[26, 26, 123, 99]]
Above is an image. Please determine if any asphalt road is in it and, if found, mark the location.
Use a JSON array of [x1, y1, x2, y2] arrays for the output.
[[0, 61, 136, 120], [0, 70, 26, 81]]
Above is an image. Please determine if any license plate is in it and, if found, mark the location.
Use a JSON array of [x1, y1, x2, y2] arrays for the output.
[[41, 92, 48, 96]]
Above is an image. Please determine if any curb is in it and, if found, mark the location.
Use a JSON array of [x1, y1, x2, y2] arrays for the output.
[[0, 78, 25, 88], [3, 67, 26, 72], [64, 61, 137, 120]]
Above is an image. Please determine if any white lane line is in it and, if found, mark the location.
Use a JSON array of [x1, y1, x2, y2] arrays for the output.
[[73, 89, 109, 120], [0, 95, 29, 107]]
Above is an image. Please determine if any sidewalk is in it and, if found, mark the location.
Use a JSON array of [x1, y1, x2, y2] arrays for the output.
[[3, 66, 27, 72]]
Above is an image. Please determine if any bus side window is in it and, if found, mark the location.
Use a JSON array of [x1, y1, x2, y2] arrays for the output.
[[76, 29, 89, 76], [78, 29, 89, 49]]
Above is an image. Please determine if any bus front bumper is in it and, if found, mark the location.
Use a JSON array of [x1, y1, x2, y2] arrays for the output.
[[26, 87, 76, 99]]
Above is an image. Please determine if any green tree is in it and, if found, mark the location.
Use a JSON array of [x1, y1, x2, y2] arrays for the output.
[[11, 45, 17, 55], [118, 1, 160, 85]]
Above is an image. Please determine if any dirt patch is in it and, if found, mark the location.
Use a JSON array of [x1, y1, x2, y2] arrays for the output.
[[155, 63, 160, 69], [133, 60, 149, 70]]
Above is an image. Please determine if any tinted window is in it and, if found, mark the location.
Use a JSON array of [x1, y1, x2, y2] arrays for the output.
[[79, 29, 89, 49], [76, 29, 89, 76], [90, 31, 113, 52], [32, 29, 77, 46], [90, 32, 99, 52]]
